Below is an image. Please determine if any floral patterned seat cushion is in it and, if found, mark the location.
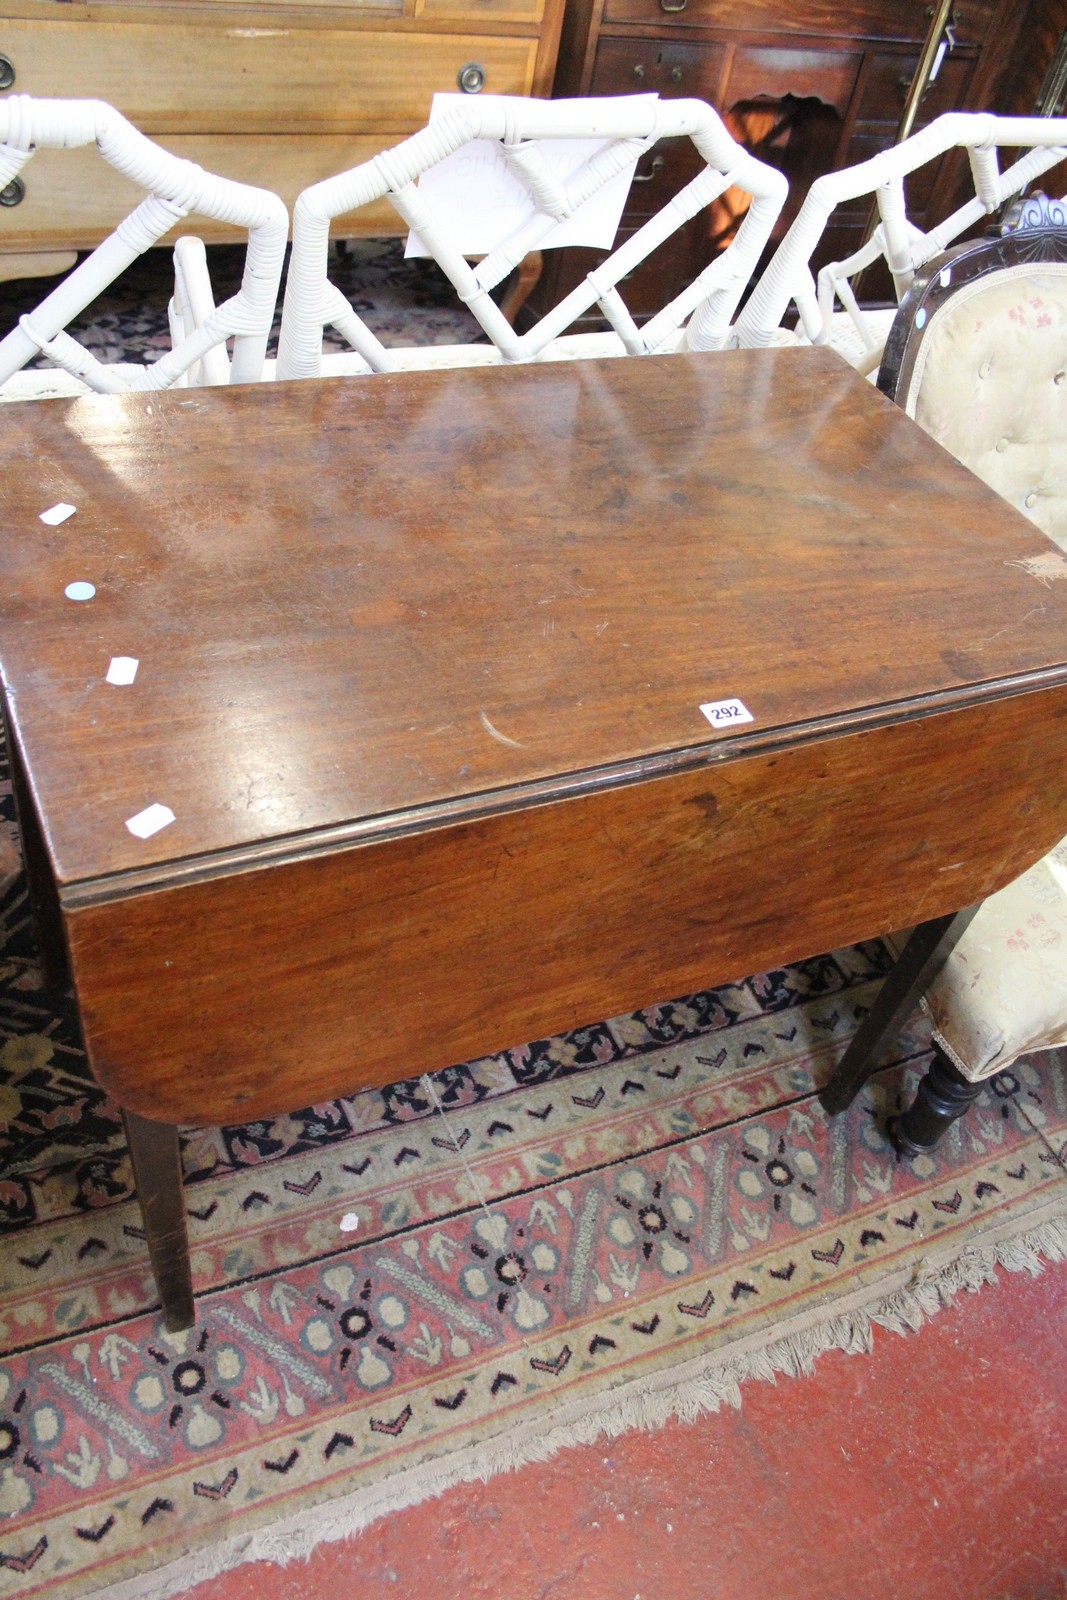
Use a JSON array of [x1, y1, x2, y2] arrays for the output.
[[910, 837, 1067, 1081], [904, 262, 1067, 552], [892, 260, 1067, 1079]]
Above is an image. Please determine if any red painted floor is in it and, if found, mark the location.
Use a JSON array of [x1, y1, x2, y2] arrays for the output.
[[189, 1260, 1067, 1600]]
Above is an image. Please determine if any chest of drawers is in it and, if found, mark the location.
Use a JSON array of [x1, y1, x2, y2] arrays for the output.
[[0, 0, 565, 279], [539, 0, 1049, 324]]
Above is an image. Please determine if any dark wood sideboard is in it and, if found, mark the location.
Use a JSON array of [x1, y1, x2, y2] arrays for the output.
[[533, 0, 1067, 324]]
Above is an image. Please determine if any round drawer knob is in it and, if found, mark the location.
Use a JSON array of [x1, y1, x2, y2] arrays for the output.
[[633, 63, 646, 81], [670, 66, 684, 82], [0, 176, 25, 208], [0, 55, 14, 91], [457, 62, 486, 94]]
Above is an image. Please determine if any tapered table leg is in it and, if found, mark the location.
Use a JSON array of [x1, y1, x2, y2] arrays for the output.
[[819, 905, 980, 1116], [122, 1109, 195, 1332]]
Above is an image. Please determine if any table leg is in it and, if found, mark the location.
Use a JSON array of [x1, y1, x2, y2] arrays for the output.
[[122, 1109, 195, 1332], [2, 710, 71, 991], [819, 906, 979, 1116]]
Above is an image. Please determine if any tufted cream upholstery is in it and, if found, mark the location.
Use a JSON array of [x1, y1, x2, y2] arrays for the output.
[[912, 843, 1067, 1080], [892, 258, 1067, 1082], [902, 263, 1067, 551]]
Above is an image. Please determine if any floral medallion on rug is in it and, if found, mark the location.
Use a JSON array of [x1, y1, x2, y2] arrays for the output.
[[0, 248, 1065, 1600], [0, 717, 1065, 1600]]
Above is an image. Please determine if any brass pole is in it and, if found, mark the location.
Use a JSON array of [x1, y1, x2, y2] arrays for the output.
[[853, 0, 956, 297], [895, 0, 957, 147]]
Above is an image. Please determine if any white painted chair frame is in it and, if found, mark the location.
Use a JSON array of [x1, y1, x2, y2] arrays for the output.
[[734, 112, 1067, 371], [276, 96, 788, 381], [0, 96, 289, 394]]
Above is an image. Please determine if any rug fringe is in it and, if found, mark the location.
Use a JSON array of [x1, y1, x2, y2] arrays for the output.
[[99, 1207, 1067, 1600]]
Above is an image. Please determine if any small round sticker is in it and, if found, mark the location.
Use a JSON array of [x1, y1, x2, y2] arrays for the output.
[[64, 581, 96, 602]]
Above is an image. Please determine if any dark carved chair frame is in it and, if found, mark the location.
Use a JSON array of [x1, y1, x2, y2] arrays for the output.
[[819, 193, 1067, 1153]]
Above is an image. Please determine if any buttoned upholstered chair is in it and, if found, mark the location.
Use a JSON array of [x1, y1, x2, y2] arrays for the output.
[[274, 94, 788, 381], [0, 95, 288, 400], [819, 195, 1067, 1153], [732, 111, 1067, 376]]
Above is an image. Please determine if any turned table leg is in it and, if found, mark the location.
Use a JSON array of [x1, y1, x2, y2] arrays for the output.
[[122, 1109, 195, 1332], [819, 905, 979, 1116]]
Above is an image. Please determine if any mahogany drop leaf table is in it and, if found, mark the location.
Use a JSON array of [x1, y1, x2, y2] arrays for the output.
[[2, 348, 1067, 1330]]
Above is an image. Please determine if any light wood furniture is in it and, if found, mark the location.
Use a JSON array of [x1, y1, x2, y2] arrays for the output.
[[4, 347, 1067, 1329], [0, 99, 290, 392], [0, 0, 565, 279]]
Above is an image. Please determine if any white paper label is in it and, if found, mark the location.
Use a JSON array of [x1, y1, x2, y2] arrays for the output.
[[41, 502, 76, 526], [125, 803, 175, 840], [699, 697, 754, 729], [405, 93, 654, 259], [106, 656, 139, 686]]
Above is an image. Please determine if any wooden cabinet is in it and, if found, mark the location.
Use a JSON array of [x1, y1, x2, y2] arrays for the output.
[[0, 0, 565, 277], [539, 0, 1058, 324]]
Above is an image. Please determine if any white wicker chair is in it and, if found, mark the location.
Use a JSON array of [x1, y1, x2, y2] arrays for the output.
[[0, 96, 288, 398], [275, 95, 788, 381], [734, 111, 1067, 374]]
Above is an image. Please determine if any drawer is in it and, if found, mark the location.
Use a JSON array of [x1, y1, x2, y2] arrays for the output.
[[722, 47, 863, 119], [616, 136, 707, 220], [99, 0, 400, 10], [797, 123, 931, 218], [598, 0, 993, 49], [590, 38, 728, 101], [836, 126, 961, 217], [0, 134, 418, 254], [855, 49, 975, 127], [416, 0, 545, 21], [0, 21, 538, 134]]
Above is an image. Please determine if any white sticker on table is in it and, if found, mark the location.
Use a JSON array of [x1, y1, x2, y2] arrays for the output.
[[699, 697, 754, 729], [125, 803, 175, 840], [40, 502, 76, 526], [106, 656, 139, 686], [65, 581, 95, 603]]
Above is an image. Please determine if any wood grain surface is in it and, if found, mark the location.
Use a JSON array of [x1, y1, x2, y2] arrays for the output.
[[65, 685, 1067, 1123], [594, 0, 995, 47], [0, 20, 538, 134], [4, 346, 1067, 1123], [2, 348, 1066, 889]]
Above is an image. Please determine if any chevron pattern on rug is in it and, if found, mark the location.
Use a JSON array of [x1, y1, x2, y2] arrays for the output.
[[0, 718, 1065, 1600], [0, 253, 1064, 1600]]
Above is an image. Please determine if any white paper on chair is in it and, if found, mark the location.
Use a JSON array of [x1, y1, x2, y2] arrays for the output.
[[404, 94, 656, 259]]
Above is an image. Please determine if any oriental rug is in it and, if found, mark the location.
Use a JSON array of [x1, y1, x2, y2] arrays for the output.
[[0, 251, 1066, 1600], [0, 239, 481, 373], [0, 770, 1065, 1600]]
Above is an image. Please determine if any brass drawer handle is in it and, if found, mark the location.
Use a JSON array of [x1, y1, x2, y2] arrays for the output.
[[0, 176, 25, 208], [633, 154, 666, 182], [660, 0, 688, 12], [0, 55, 14, 91], [457, 61, 486, 94]]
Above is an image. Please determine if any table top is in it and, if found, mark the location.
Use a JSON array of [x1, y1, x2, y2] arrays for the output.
[[2, 346, 1067, 892]]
